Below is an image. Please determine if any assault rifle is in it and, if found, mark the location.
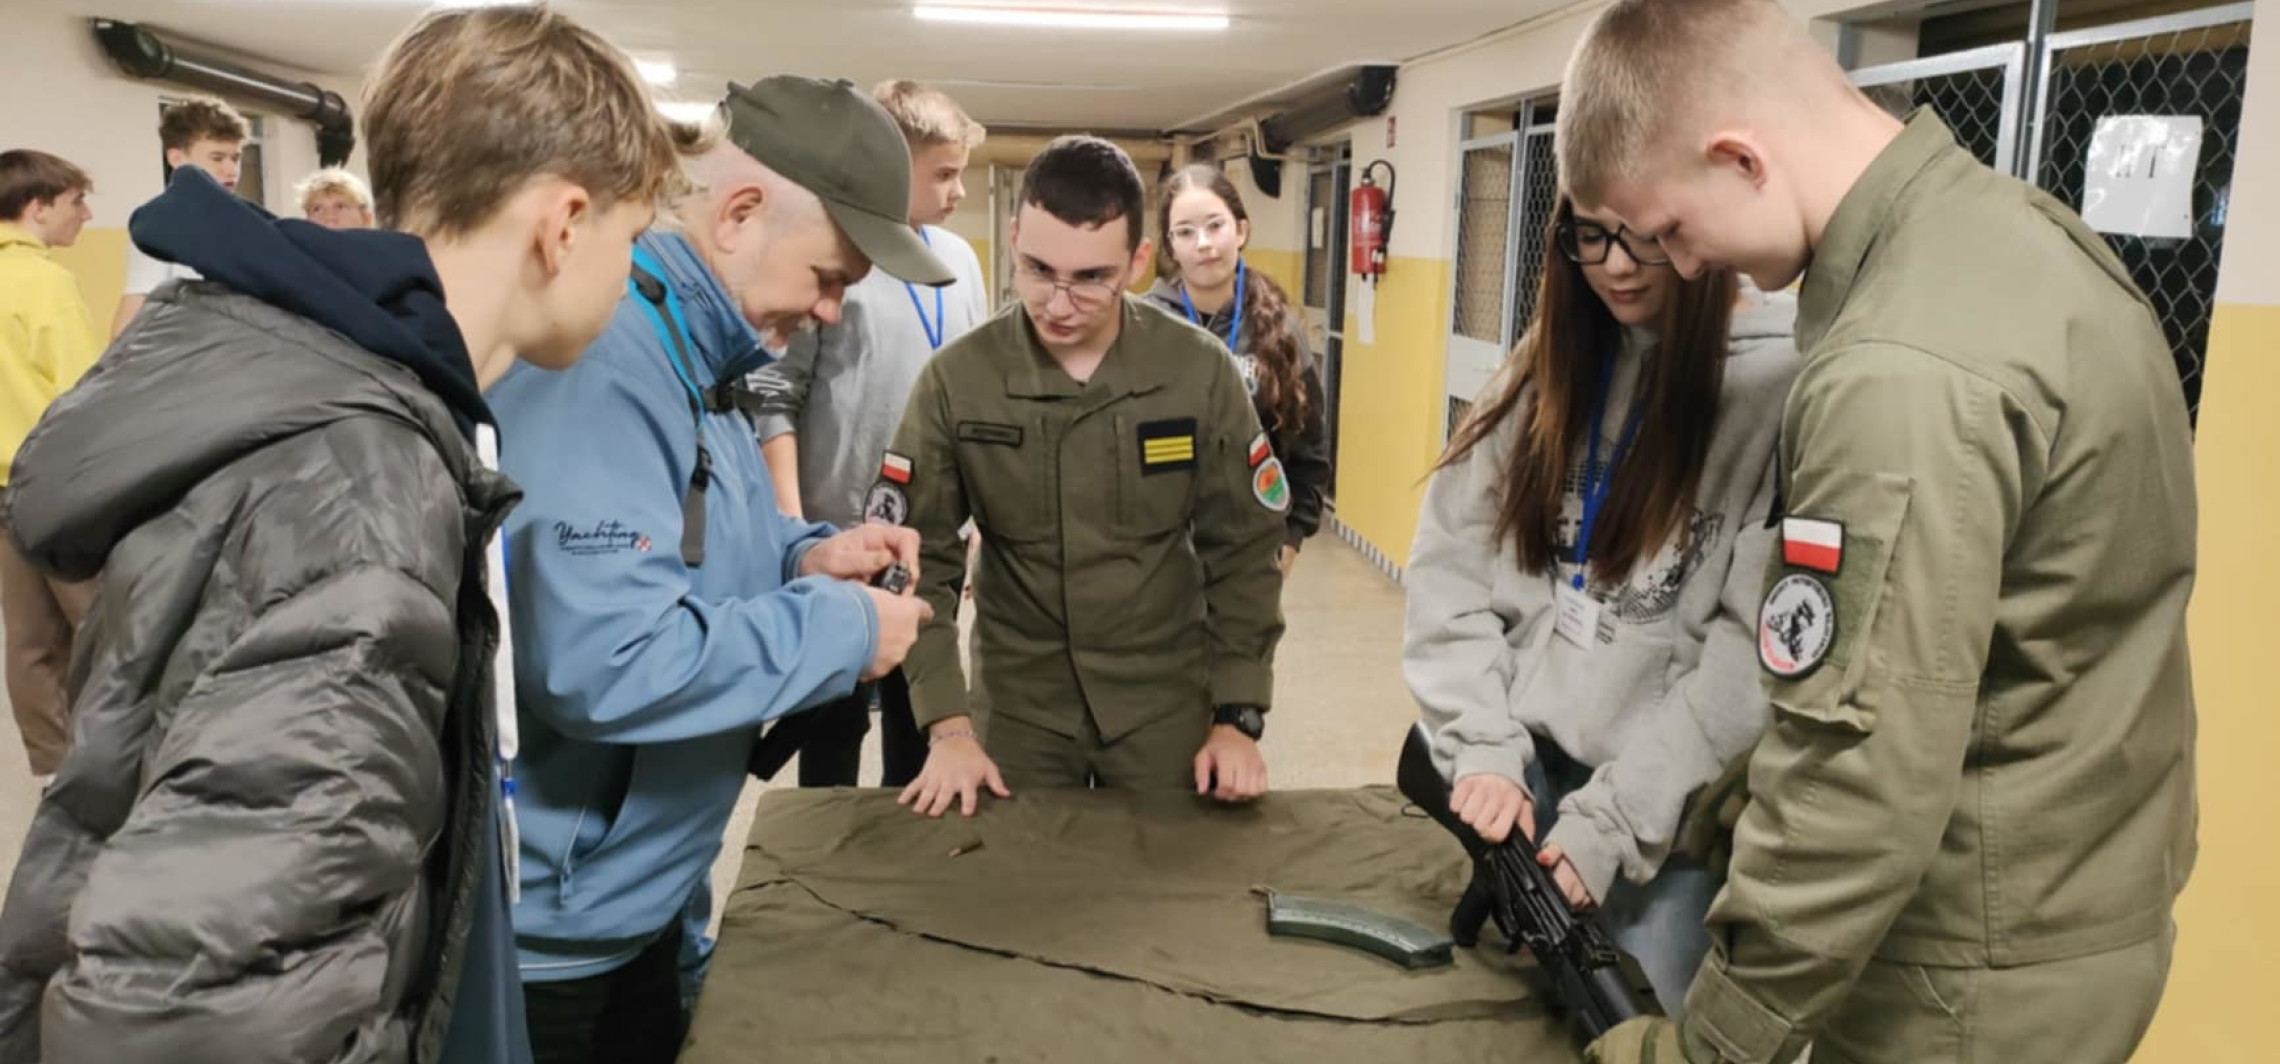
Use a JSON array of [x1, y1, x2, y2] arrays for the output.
[[1396, 724, 1656, 1043]]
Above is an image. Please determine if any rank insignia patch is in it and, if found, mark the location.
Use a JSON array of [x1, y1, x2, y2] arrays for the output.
[[1138, 417, 1199, 475]]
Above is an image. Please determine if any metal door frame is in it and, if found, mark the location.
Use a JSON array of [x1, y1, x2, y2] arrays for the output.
[[1507, 111, 1560, 341], [2024, 2, 2256, 179], [1303, 143, 1353, 497], [1443, 98, 1553, 440], [1849, 42, 2028, 175], [988, 163, 1018, 310]]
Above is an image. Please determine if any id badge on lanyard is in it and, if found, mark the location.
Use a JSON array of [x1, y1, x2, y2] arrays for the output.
[[1561, 354, 1644, 649], [1554, 583, 1604, 649]]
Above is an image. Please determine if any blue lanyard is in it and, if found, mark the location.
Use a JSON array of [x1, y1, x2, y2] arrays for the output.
[[628, 245, 707, 431], [1573, 352, 1647, 590], [1179, 257, 1245, 353], [626, 244, 720, 569], [902, 228, 946, 350]]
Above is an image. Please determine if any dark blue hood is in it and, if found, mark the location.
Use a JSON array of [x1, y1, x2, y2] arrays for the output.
[[130, 167, 492, 435]]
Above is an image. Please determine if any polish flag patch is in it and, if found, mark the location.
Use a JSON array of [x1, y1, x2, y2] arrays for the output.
[[1247, 432, 1272, 468], [880, 452, 914, 485], [1782, 517, 1844, 574]]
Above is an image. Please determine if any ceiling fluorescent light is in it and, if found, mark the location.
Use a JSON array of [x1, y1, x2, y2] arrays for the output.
[[634, 58, 678, 87], [658, 100, 718, 122], [913, 5, 1229, 31]]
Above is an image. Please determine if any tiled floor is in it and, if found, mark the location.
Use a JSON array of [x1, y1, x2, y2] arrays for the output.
[[0, 533, 1421, 920]]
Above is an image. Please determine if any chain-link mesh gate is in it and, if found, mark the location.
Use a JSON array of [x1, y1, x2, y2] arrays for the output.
[[1509, 128, 1562, 341], [1851, 44, 2025, 172], [2029, 5, 2252, 420], [1445, 137, 1519, 441], [1452, 143, 1516, 344]]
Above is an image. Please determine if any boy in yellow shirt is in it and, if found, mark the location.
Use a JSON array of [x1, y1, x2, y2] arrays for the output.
[[0, 148, 100, 778]]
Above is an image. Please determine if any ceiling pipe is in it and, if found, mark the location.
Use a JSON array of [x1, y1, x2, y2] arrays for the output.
[[90, 17, 357, 167], [1167, 65, 1398, 197]]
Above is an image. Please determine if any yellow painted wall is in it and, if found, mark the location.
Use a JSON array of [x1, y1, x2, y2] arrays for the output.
[[2136, 303, 2280, 1064], [44, 230, 129, 341], [1244, 247, 1305, 310], [1331, 257, 1451, 565], [968, 238, 993, 309], [2136, 0, 2278, 1057]]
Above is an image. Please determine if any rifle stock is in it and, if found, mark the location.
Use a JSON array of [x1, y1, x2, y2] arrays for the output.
[[1397, 724, 1657, 1044]]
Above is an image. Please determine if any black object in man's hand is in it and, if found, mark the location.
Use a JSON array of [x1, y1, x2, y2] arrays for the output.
[[875, 561, 912, 595], [749, 561, 917, 780]]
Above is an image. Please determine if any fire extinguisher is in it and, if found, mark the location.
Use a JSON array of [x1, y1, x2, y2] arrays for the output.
[[1350, 160, 1396, 283]]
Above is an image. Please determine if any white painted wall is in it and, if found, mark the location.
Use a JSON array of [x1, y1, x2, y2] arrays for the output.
[[1340, 2, 1604, 267], [1226, 152, 1304, 255], [1, 9, 366, 227]]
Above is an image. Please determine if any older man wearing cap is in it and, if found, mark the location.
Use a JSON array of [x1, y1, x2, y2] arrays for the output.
[[487, 76, 952, 1063]]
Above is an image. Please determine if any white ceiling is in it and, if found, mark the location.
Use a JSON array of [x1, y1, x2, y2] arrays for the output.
[[39, 0, 1563, 132]]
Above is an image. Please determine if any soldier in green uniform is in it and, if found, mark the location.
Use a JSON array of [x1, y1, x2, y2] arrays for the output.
[[1554, 2, 2198, 1062], [877, 135, 1288, 817]]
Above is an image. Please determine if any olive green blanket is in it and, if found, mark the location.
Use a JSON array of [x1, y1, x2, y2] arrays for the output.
[[683, 787, 1581, 1063]]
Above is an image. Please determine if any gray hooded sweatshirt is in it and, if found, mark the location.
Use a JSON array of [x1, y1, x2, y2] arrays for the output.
[[1403, 284, 1801, 902]]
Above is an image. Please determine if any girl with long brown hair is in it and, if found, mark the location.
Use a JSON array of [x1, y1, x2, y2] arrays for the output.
[[1403, 193, 1799, 1011], [1145, 164, 1331, 574]]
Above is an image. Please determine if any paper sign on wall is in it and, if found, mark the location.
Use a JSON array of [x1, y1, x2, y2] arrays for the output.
[[1311, 207, 1328, 250], [2082, 115, 2202, 240], [1357, 278, 1376, 345]]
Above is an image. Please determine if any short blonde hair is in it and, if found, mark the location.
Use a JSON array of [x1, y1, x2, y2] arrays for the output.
[[872, 80, 986, 151], [295, 167, 373, 211], [361, 3, 679, 235], [1557, 0, 1832, 204]]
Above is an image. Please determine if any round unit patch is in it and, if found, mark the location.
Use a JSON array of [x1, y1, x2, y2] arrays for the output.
[[1253, 457, 1291, 513], [863, 482, 909, 527], [1237, 353, 1262, 396], [1758, 573, 1836, 678]]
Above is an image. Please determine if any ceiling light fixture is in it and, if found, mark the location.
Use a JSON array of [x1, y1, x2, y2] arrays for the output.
[[658, 100, 718, 122], [634, 58, 678, 87], [912, 5, 1230, 31]]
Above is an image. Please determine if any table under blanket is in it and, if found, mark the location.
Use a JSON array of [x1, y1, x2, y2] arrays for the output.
[[683, 786, 1584, 1063]]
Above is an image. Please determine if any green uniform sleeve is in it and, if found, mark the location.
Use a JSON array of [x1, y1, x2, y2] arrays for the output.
[[1194, 352, 1288, 709], [886, 361, 974, 729], [1684, 344, 2049, 1064]]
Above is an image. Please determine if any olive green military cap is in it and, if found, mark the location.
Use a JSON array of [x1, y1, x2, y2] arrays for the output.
[[719, 76, 955, 286]]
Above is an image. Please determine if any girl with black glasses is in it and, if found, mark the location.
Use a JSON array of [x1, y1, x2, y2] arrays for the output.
[[1403, 194, 1799, 1012]]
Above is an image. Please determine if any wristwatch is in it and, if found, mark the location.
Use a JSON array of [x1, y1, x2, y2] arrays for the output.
[[1213, 704, 1266, 741]]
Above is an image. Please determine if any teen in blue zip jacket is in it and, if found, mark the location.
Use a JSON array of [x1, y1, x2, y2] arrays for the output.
[[488, 77, 952, 1062]]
